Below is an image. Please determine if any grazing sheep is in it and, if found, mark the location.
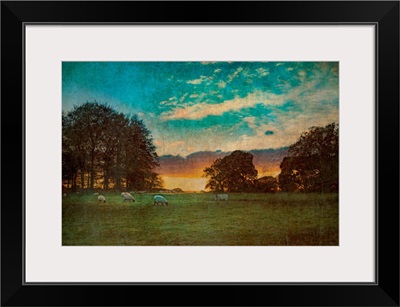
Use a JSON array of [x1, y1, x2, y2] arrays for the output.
[[214, 194, 228, 201], [121, 192, 135, 202], [98, 195, 106, 203], [93, 192, 99, 196], [153, 195, 168, 206]]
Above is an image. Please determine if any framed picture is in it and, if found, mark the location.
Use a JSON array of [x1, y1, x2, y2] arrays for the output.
[[2, 1, 399, 306]]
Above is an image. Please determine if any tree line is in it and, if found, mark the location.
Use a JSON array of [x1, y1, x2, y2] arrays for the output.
[[62, 102, 162, 191], [203, 123, 339, 193], [63, 102, 338, 193]]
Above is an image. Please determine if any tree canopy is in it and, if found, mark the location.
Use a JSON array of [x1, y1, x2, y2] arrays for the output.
[[203, 150, 258, 192], [279, 123, 339, 192], [62, 102, 162, 191]]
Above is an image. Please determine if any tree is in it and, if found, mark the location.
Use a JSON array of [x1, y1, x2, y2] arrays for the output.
[[144, 173, 164, 191], [203, 150, 258, 192], [62, 112, 85, 190], [278, 157, 306, 192], [203, 158, 226, 192], [64, 102, 115, 190], [62, 102, 161, 191], [123, 115, 159, 191], [255, 176, 278, 193], [278, 123, 339, 192]]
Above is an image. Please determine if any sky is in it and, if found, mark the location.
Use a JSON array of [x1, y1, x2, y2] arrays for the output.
[[62, 61, 338, 190]]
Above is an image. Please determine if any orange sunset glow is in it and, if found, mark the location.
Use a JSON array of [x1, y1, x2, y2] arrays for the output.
[[157, 149, 286, 191]]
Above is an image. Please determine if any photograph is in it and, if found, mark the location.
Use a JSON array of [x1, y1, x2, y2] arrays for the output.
[[62, 61, 339, 246], [2, 0, 398, 305]]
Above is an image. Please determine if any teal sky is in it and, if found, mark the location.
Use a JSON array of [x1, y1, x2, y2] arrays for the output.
[[62, 62, 339, 156]]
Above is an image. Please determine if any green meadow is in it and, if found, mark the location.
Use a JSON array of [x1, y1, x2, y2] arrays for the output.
[[62, 193, 338, 246]]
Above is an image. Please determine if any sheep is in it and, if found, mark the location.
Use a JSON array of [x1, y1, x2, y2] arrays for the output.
[[121, 192, 135, 202], [153, 195, 168, 206], [214, 194, 228, 201], [98, 195, 106, 203], [93, 192, 99, 196]]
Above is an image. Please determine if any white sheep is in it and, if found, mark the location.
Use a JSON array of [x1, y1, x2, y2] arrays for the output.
[[121, 192, 135, 202], [214, 194, 228, 201], [98, 195, 106, 203], [153, 195, 168, 206]]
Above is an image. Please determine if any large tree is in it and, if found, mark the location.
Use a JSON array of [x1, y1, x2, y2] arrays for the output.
[[279, 123, 339, 192], [62, 102, 161, 191], [64, 103, 115, 189], [203, 150, 258, 192]]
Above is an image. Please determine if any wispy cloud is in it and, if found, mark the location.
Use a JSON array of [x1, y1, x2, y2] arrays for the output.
[[217, 80, 227, 88], [187, 75, 213, 85], [298, 70, 306, 77], [227, 67, 243, 83], [243, 116, 257, 127], [179, 93, 188, 103], [256, 67, 269, 77], [242, 68, 256, 78], [161, 78, 338, 122], [161, 91, 280, 120], [160, 96, 178, 106]]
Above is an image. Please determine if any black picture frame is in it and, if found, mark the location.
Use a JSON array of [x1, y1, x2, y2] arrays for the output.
[[1, 1, 399, 306]]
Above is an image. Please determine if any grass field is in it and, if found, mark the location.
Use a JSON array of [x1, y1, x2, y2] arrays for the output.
[[62, 192, 338, 246]]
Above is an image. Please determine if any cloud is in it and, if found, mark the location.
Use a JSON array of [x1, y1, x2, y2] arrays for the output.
[[187, 75, 213, 85], [227, 67, 243, 82], [214, 68, 222, 73], [298, 70, 306, 77], [161, 76, 338, 122], [179, 93, 188, 102], [243, 116, 257, 127], [155, 64, 338, 156], [160, 96, 178, 106], [256, 67, 269, 77], [242, 68, 256, 78], [217, 81, 226, 88], [161, 91, 280, 120]]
